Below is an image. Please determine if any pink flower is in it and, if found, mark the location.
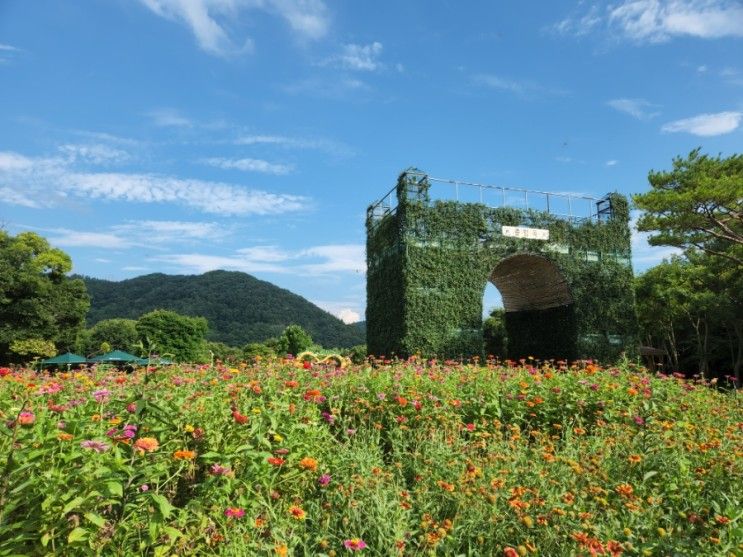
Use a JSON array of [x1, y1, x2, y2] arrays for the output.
[[80, 440, 110, 453], [224, 507, 245, 518], [318, 473, 332, 487], [343, 538, 367, 551], [633, 415, 645, 426], [210, 463, 232, 476], [93, 389, 111, 403], [18, 411, 35, 426], [140, 484, 149, 492], [126, 402, 137, 413]]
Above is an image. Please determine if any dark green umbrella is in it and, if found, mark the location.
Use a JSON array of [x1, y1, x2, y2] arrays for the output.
[[89, 350, 140, 363], [41, 352, 87, 366]]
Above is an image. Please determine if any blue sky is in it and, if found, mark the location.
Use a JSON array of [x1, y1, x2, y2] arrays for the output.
[[1, 0, 742, 324]]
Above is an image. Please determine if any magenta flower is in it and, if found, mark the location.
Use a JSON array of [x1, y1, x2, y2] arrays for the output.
[[633, 415, 645, 426], [210, 463, 232, 476], [318, 473, 332, 487], [93, 389, 111, 403], [343, 538, 367, 551], [140, 484, 149, 492], [80, 440, 110, 453], [224, 507, 245, 518]]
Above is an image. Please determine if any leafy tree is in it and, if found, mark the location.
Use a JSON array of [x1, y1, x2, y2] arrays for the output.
[[483, 308, 508, 360], [10, 338, 57, 360], [343, 344, 368, 364], [85, 319, 139, 355], [206, 341, 243, 364], [243, 342, 276, 363], [135, 310, 208, 363], [277, 325, 313, 356], [0, 231, 89, 363], [634, 149, 743, 265]]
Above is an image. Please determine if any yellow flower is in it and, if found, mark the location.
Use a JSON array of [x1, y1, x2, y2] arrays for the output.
[[184, 424, 195, 433]]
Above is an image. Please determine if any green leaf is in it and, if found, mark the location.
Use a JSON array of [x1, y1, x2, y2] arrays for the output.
[[67, 527, 88, 544], [150, 493, 175, 519], [84, 512, 107, 528], [62, 496, 85, 515], [643, 471, 658, 482], [106, 481, 123, 497]]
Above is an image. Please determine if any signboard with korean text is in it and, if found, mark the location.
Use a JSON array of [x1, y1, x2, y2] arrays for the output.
[[501, 225, 549, 241]]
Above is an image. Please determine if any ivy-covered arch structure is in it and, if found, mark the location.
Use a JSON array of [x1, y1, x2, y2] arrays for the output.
[[366, 169, 638, 362]]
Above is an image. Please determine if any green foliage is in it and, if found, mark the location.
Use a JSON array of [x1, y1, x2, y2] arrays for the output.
[[276, 324, 313, 356], [482, 309, 507, 359], [84, 319, 139, 355], [9, 338, 57, 359], [242, 342, 276, 363], [634, 149, 743, 266], [635, 253, 742, 380], [206, 341, 243, 364], [366, 171, 637, 361], [81, 270, 364, 348], [343, 344, 368, 364], [135, 310, 209, 363], [0, 231, 90, 363]]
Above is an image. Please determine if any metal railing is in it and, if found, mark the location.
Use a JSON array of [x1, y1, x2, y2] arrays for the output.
[[368, 172, 606, 224]]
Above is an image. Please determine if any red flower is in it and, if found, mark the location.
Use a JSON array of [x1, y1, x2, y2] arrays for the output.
[[267, 456, 285, 467], [232, 411, 248, 424]]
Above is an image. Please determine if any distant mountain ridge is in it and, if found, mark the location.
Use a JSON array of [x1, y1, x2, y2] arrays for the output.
[[80, 270, 365, 348]]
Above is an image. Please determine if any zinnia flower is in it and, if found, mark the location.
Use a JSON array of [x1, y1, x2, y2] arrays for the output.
[[18, 411, 35, 425], [134, 437, 159, 453], [224, 507, 245, 518], [299, 457, 318, 471], [210, 463, 232, 476], [288, 505, 306, 520], [80, 440, 110, 453], [173, 449, 196, 460], [267, 456, 285, 467], [317, 473, 332, 487], [343, 538, 367, 551], [93, 389, 111, 403]]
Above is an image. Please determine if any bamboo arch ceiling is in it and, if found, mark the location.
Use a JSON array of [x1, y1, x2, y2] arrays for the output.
[[489, 254, 573, 312]]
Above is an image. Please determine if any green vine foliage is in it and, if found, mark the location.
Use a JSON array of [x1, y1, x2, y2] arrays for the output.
[[366, 169, 638, 362]]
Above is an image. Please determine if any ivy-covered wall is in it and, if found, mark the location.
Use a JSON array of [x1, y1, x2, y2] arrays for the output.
[[366, 169, 638, 362]]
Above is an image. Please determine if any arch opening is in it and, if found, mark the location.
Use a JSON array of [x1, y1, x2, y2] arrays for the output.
[[485, 254, 577, 361]]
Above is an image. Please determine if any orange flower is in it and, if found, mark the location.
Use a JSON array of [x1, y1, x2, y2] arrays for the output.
[[134, 437, 159, 453], [173, 449, 196, 460], [299, 457, 318, 471], [436, 480, 455, 492], [615, 483, 634, 498], [288, 505, 306, 520], [503, 548, 519, 557], [627, 454, 642, 464], [58, 432, 73, 441], [274, 544, 288, 557]]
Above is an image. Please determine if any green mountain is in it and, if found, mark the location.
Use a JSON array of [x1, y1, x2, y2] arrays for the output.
[[81, 271, 365, 349]]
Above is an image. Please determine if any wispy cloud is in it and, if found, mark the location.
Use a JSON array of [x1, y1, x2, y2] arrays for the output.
[[631, 211, 683, 271], [112, 220, 227, 242], [321, 42, 384, 71], [661, 110, 742, 136], [200, 157, 293, 175], [472, 73, 568, 98], [0, 149, 310, 215], [137, 0, 328, 56], [58, 143, 131, 164], [555, 0, 743, 43], [283, 75, 370, 100], [147, 108, 192, 127], [234, 134, 354, 157], [0, 43, 21, 64], [607, 98, 660, 120], [155, 243, 365, 276], [606, 159, 619, 166]]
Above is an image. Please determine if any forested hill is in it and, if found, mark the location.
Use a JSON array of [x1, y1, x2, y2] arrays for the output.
[[80, 271, 365, 348]]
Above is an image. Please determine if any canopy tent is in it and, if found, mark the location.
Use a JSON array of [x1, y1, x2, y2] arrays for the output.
[[40, 352, 87, 366], [89, 350, 140, 363], [136, 356, 175, 365]]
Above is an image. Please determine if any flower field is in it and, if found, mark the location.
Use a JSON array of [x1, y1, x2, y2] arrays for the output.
[[0, 360, 740, 556]]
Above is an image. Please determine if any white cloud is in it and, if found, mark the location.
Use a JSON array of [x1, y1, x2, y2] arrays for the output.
[[59, 144, 131, 164], [234, 134, 353, 157], [336, 308, 361, 324], [49, 230, 134, 249], [472, 73, 568, 98], [201, 157, 293, 175], [95, 258, 112, 263], [0, 149, 310, 215], [138, 0, 328, 56], [156, 243, 365, 276], [0, 43, 20, 63], [147, 108, 192, 127], [283, 75, 370, 99], [556, 1, 743, 43], [122, 266, 151, 272], [606, 159, 619, 166], [661, 110, 742, 136], [322, 42, 383, 71], [112, 220, 226, 242], [607, 98, 660, 119], [313, 301, 361, 323]]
